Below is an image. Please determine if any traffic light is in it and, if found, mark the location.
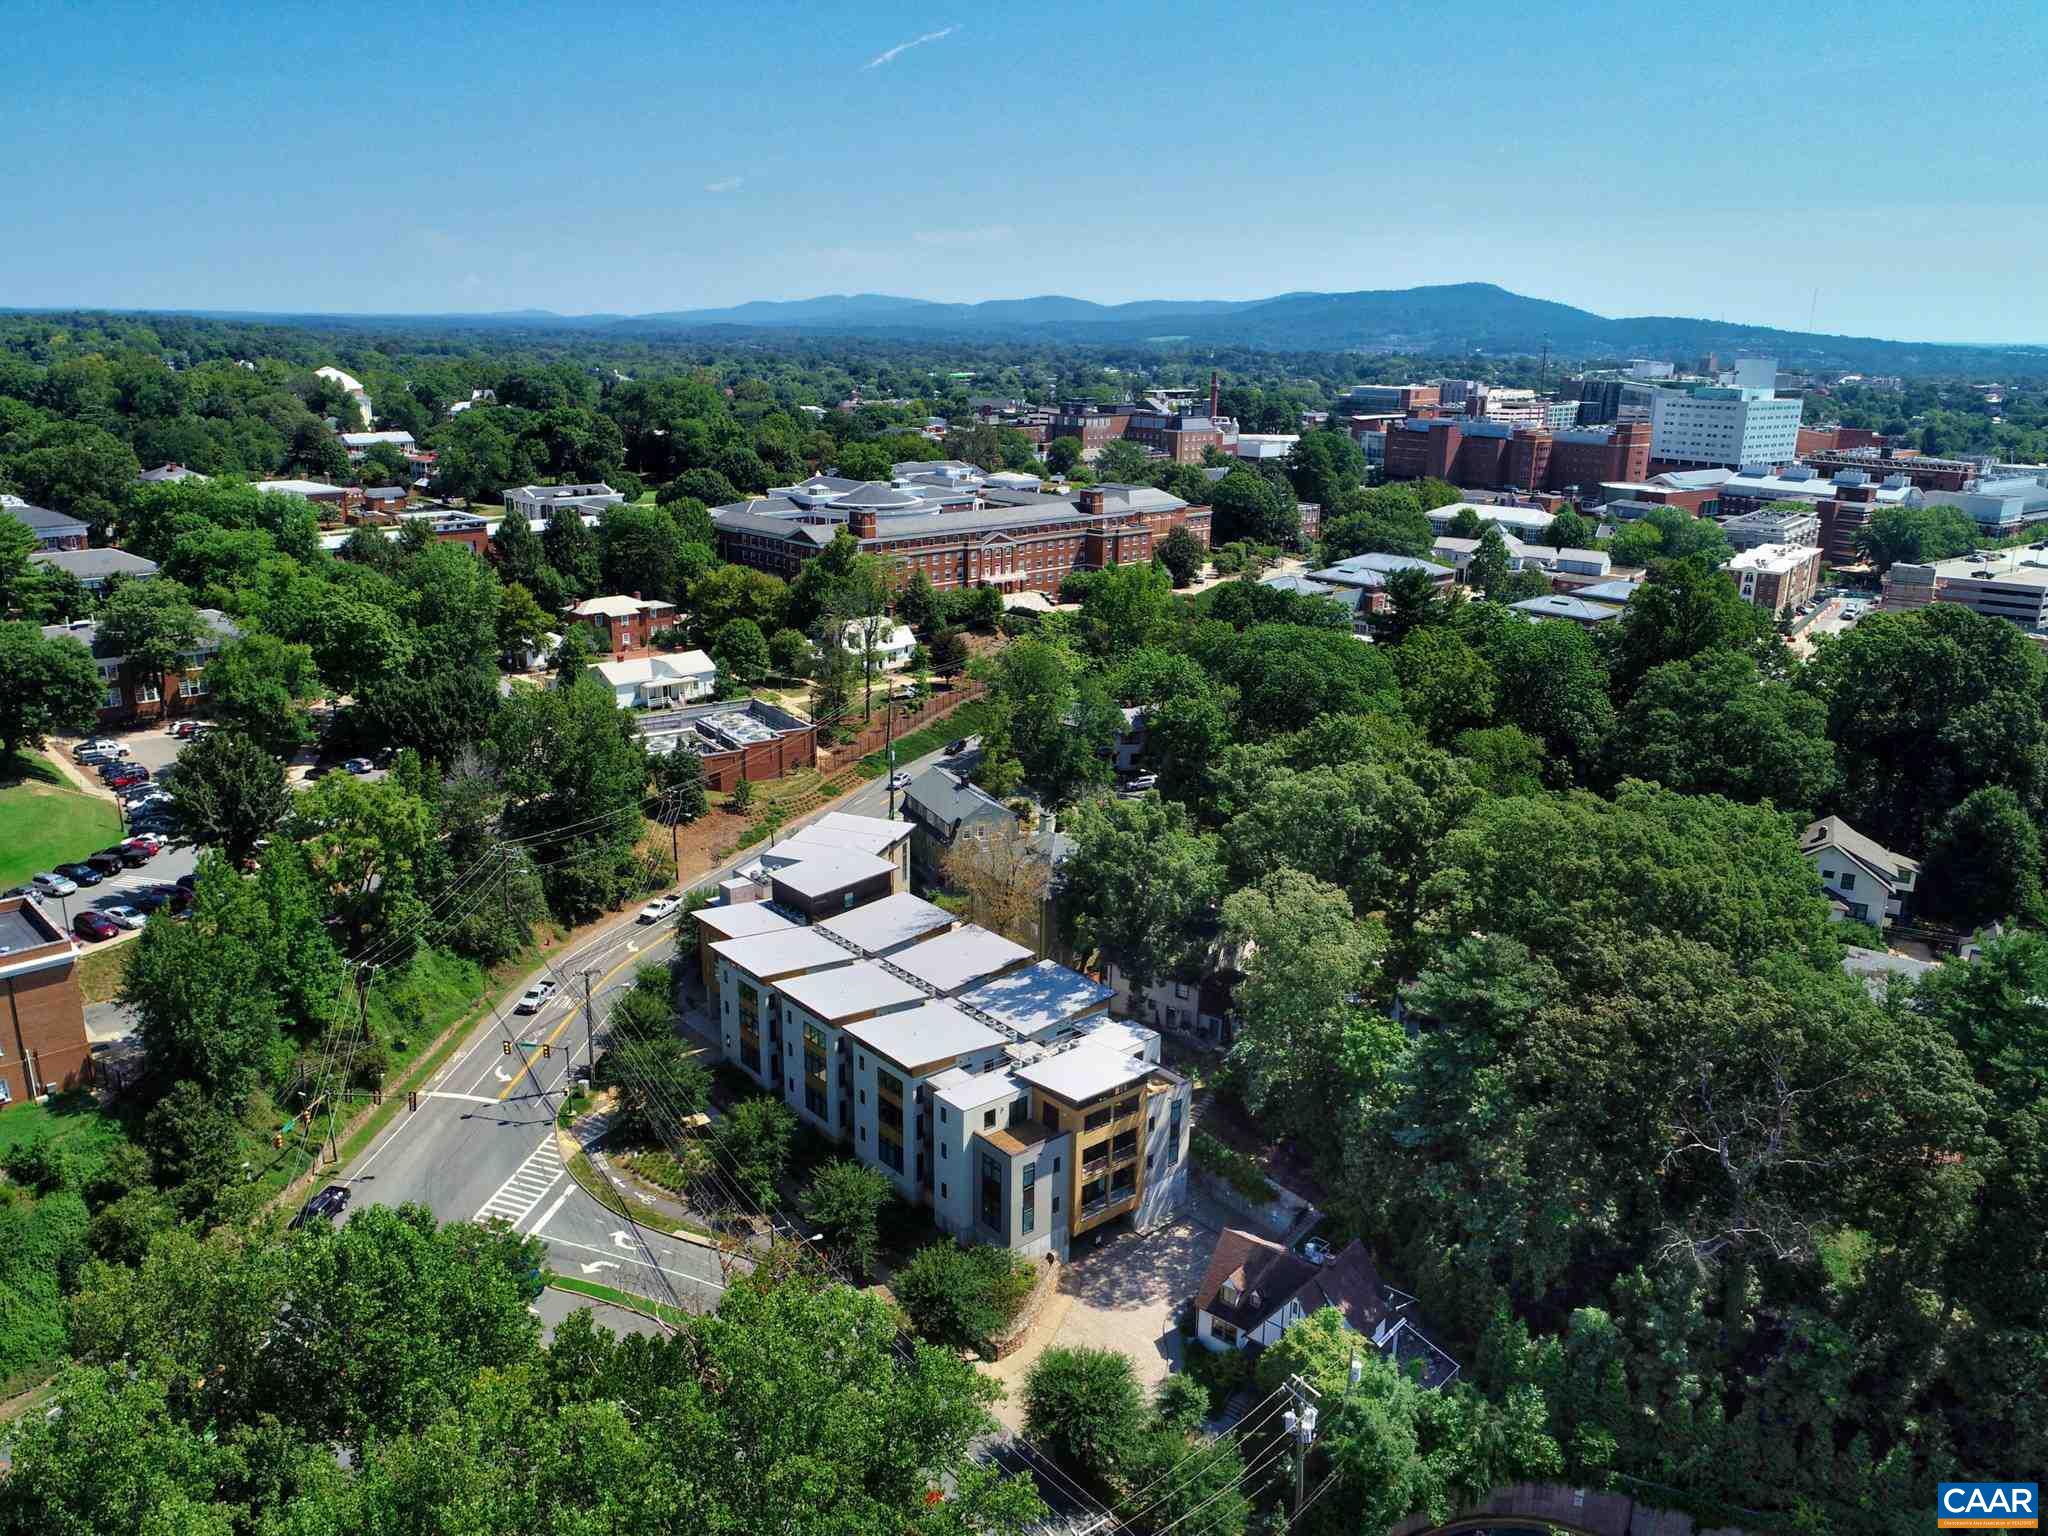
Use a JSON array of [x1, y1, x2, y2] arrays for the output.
[[503, 1039, 512, 1056], [272, 1133, 284, 1150], [371, 1087, 383, 1105], [542, 1042, 552, 1059], [407, 1090, 419, 1112]]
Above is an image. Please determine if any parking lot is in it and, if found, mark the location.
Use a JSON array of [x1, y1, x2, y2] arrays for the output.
[[27, 725, 200, 943]]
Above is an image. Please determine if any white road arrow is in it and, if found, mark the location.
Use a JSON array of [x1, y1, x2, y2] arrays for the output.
[[611, 1230, 639, 1252], [579, 1260, 621, 1275], [494, 1065, 512, 1082]]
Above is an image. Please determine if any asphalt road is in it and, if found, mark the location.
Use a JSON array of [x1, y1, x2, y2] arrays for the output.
[[330, 740, 959, 1318]]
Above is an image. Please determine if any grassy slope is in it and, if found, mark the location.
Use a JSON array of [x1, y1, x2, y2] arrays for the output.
[[0, 755, 121, 889]]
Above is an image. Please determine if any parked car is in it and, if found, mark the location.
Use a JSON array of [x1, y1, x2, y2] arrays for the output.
[[638, 892, 683, 924], [99, 904, 147, 931], [127, 817, 178, 837], [121, 834, 164, 857], [76, 737, 123, 757], [944, 738, 970, 756], [30, 872, 77, 897], [127, 889, 171, 915], [288, 1183, 352, 1231], [514, 979, 558, 1015], [171, 720, 199, 738], [86, 852, 127, 878], [105, 768, 150, 789], [888, 770, 913, 790], [75, 748, 122, 767], [54, 863, 104, 888], [175, 873, 198, 892], [99, 843, 150, 868], [1121, 773, 1160, 794], [72, 910, 120, 942], [344, 757, 374, 775]]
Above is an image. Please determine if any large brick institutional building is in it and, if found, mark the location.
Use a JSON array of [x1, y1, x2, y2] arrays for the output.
[[1382, 418, 1651, 494], [714, 481, 1211, 595], [0, 896, 91, 1105]]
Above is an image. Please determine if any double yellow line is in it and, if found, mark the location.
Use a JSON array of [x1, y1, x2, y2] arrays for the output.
[[495, 930, 673, 1102]]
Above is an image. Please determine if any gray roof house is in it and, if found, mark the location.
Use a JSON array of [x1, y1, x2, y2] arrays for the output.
[[30, 547, 161, 592], [2, 497, 89, 551], [902, 767, 1020, 879], [1802, 816, 1919, 927]]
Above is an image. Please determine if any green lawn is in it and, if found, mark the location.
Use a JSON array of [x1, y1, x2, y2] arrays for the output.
[[0, 755, 121, 889], [0, 1090, 128, 1171], [856, 698, 994, 778]]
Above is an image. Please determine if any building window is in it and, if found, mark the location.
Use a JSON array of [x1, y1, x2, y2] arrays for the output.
[[939, 1182, 947, 1200], [980, 1153, 1004, 1231], [1211, 1318, 1240, 1346], [983, 1108, 997, 1129]]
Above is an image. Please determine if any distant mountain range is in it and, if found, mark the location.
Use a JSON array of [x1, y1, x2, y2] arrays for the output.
[[622, 284, 2043, 372], [143, 284, 2048, 373]]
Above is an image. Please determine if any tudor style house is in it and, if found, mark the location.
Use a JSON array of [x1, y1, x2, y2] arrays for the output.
[[1802, 816, 1918, 927]]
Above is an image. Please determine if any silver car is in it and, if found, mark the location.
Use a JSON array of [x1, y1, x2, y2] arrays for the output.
[[31, 872, 78, 896]]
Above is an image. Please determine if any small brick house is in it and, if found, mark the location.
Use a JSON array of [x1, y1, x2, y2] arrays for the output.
[[0, 896, 92, 1105]]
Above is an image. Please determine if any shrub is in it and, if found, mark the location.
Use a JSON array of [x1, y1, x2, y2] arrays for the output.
[[1182, 1339, 1253, 1402], [1024, 1346, 1144, 1479], [1190, 1132, 1276, 1204], [895, 1241, 1034, 1354]]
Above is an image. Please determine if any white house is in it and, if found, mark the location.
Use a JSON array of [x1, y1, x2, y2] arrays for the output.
[[589, 650, 717, 709], [1802, 816, 1918, 926], [836, 618, 918, 671], [339, 430, 417, 460]]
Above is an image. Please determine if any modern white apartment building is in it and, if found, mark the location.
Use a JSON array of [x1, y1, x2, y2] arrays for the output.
[[1881, 544, 2048, 632], [1649, 388, 1803, 471], [702, 884, 1189, 1258]]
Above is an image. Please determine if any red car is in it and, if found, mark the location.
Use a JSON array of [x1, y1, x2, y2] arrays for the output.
[[121, 834, 164, 857], [72, 911, 121, 942], [107, 771, 148, 790]]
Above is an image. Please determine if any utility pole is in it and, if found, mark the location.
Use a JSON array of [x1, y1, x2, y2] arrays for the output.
[[334, 965, 370, 1163], [1282, 1374, 1322, 1520], [582, 968, 598, 1077], [884, 685, 899, 818]]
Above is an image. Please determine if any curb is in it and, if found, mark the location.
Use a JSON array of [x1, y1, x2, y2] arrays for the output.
[[554, 1122, 738, 1257], [541, 1281, 680, 1333]]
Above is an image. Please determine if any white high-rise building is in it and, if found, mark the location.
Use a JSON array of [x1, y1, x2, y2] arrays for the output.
[[1650, 386, 1803, 470]]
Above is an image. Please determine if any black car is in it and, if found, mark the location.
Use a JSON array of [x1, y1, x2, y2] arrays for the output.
[[288, 1183, 352, 1231], [86, 852, 126, 878], [127, 889, 170, 915], [99, 844, 151, 869], [175, 873, 197, 893], [54, 862, 104, 887]]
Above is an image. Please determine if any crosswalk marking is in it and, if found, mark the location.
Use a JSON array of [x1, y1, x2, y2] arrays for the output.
[[473, 1137, 566, 1229]]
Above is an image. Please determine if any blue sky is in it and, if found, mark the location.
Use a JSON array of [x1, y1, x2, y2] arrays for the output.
[[7, 0, 2047, 342]]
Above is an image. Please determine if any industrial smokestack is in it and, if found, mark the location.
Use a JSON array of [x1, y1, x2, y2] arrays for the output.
[[1209, 370, 1220, 420]]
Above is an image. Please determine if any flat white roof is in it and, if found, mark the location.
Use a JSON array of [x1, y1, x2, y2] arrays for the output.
[[884, 923, 1033, 995], [573, 594, 671, 618], [1727, 543, 1820, 574], [958, 961, 1114, 1038], [711, 927, 853, 979], [843, 999, 1010, 1068], [814, 892, 955, 956], [932, 1064, 1025, 1112], [692, 902, 799, 942], [1012, 1045, 1150, 1103], [777, 959, 929, 1021], [770, 850, 898, 900], [1076, 1018, 1158, 1060], [812, 810, 913, 848]]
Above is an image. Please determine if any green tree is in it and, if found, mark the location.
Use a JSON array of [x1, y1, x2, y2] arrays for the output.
[[1076, 559, 1177, 659], [0, 621, 101, 758], [711, 617, 771, 688], [1023, 1347, 1144, 1482], [1207, 466, 1299, 547], [1804, 603, 2048, 853], [1222, 869, 1395, 1132], [929, 626, 970, 678], [1606, 554, 1774, 698], [1286, 428, 1367, 510], [1608, 649, 1838, 809], [1204, 623, 1400, 738], [541, 507, 601, 598], [1157, 526, 1205, 587], [96, 577, 205, 683], [1544, 507, 1595, 549], [202, 634, 320, 758], [1856, 502, 1981, 572], [494, 579, 554, 662], [800, 1159, 894, 1279], [895, 567, 943, 633], [287, 770, 438, 946], [709, 1095, 795, 1211], [1465, 524, 1514, 596], [0, 512, 36, 612], [1060, 795, 1225, 989], [1045, 435, 1085, 475], [164, 728, 293, 865], [1916, 786, 2042, 928], [489, 673, 650, 920], [689, 563, 790, 642], [894, 1241, 1032, 1354], [1454, 603, 1614, 779], [597, 502, 690, 602], [1093, 440, 1154, 483], [490, 503, 549, 592], [1392, 627, 1497, 743], [767, 626, 812, 678], [598, 1034, 711, 1146]]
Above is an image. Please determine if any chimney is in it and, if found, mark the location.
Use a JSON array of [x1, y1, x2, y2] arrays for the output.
[[850, 507, 878, 539], [1208, 370, 1220, 420], [1080, 487, 1105, 515]]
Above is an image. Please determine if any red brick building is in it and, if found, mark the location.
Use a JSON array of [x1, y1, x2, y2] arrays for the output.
[[569, 594, 677, 659], [1797, 426, 1888, 456], [639, 699, 817, 791], [1383, 418, 1649, 495], [0, 896, 91, 1105], [714, 486, 1210, 595], [42, 609, 240, 725], [1045, 403, 1223, 464]]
